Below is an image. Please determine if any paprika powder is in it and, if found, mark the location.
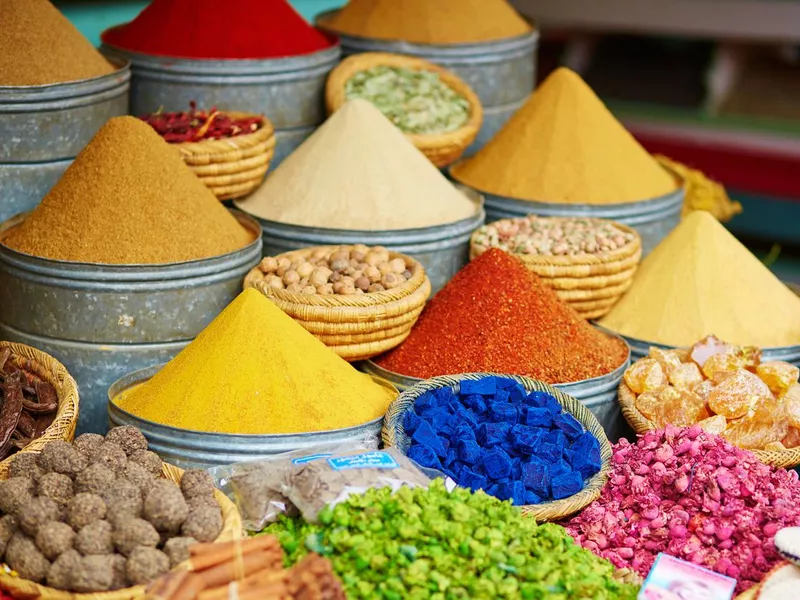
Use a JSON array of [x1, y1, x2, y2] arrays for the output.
[[375, 248, 628, 383], [103, 0, 332, 60]]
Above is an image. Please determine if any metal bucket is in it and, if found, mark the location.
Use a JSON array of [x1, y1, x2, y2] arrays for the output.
[[359, 328, 632, 441], [0, 62, 131, 223], [316, 11, 538, 155], [623, 335, 800, 367], [245, 189, 485, 294], [100, 42, 341, 166], [0, 212, 263, 434], [107, 364, 393, 469]]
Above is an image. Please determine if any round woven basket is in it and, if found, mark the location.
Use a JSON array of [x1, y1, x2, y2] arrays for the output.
[[618, 381, 800, 469], [0, 342, 79, 479], [243, 246, 432, 362], [174, 112, 275, 201], [470, 218, 642, 319], [382, 372, 612, 522], [0, 462, 242, 600], [326, 52, 483, 168]]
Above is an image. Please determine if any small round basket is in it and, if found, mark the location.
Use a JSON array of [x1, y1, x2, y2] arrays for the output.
[[0, 462, 242, 600], [244, 246, 432, 362], [326, 52, 483, 168], [0, 342, 79, 479], [618, 381, 800, 469], [382, 372, 612, 522], [175, 112, 276, 201], [470, 217, 642, 319]]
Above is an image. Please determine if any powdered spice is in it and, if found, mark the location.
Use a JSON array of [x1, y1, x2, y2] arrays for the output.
[[375, 249, 628, 383], [0, 0, 114, 86]]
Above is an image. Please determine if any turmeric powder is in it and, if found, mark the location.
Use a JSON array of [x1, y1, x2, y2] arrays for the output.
[[114, 289, 397, 434], [599, 211, 800, 347], [451, 68, 677, 205]]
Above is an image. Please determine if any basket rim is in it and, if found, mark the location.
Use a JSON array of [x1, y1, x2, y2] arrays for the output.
[[171, 112, 275, 156], [381, 372, 612, 522], [244, 246, 431, 308], [325, 52, 483, 148], [0, 342, 79, 478]]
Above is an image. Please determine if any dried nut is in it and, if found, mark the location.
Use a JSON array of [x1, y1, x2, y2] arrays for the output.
[[259, 257, 278, 273]]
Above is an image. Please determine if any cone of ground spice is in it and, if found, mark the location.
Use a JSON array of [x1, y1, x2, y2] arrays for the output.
[[1, 116, 253, 265], [321, 0, 532, 45], [0, 0, 115, 86], [451, 68, 677, 205], [375, 248, 629, 383]]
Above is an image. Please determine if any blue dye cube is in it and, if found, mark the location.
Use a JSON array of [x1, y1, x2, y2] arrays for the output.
[[548, 458, 572, 479], [461, 377, 496, 396], [496, 378, 518, 390], [544, 430, 566, 449], [425, 409, 452, 433], [508, 384, 527, 404], [408, 445, 442, 470], [453, 424, 476, 442], [477, 423, 511, 447], [464, 394, 487, 415], [537, 442, 561, 464], [525, 407, 554, 428], [451, 461, 466, 479], [439, 424, 455, 437], [411, 421, 445, 456], [489, 403, 517, 424], [494, 482, 514, 501], [435, 436, 450, 458], [524, 391, 549, 408], [510, 481, 526, 506], [494, 389, 511, 404], [521, 460, 550, 496], [571, 445, 602, 479], [415, 392, 438, 412], [482, 447, 512, 480], [457, 439, 482, 465], [525, 491, 542, 505], [460, 467, 488, 492], [403, 411, 423, 434], [434, 387, 454, 406], [543, 394, 562, 414], [511, 425, 545, 454], [551, 471, 584, 500], [511, 458, 521, 479], [554, 413, 584, 440], [444, 448, 458, 467], [456, 408, 478, 428], [487, 484, 500, 497]]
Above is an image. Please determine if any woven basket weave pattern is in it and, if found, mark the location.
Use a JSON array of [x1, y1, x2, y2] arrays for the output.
[[0, 342, 79, 479], [382, 372, 611, 522], [326, 52, 483, 168]]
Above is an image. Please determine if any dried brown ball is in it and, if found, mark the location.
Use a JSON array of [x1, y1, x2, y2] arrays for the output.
[[163, 536, 196, 568], [0, 476, 34, 515], [37, 440, 87, 476], [18, 496, 60, 537], [103, 478, 143, 522], [5, 533, 50, 583], [72, 554, 114, 593], [35, 521, 76, 560], [0, 515, 17, 556], [90, 441, 128, 475], [186, 495, 219, 512], [126, 546, 169, 586], [47, 548, 81, 590], [180, 506, 222, 543], [112, 517, 159, 557], [129, 450, 162, 476], [67, 493, 107, 531], [73, 433, 104, 459], [143, 480, 188, 533], [109, 554, 127, 590], [180, 469, 215, 500], [75, 463, 116, 495], [9, 453, 44, 481], [125, 462, 155, 493], [37, 472, 74, 506], [75, 519, 113, 556], [105, 426, 148, 457]]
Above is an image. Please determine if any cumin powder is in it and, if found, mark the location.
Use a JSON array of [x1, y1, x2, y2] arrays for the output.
[[451, 68, 677, 205], [0, 0, 114, 86], [2, 117, 253, 264]]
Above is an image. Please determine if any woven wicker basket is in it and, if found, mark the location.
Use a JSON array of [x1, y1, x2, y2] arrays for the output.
[[470, 218, 642, 319], [0, 462, 242, 600], [618, 382, 800, 469], [0, 342, 79, 479], [326, 52, 483, 168], [382, 373, 611, 522], [244, 246, 432, 362], [175, 112, 275, 201]]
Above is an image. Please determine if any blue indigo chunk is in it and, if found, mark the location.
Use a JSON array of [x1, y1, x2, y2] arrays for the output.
[[477, 423, 511, 447], [489, 403, 517, 424], [525, 490, 542, 505], [510, 481, 526, 506], [403, 411, 423, 434], [408, 445, 441, 470], [482, 447, 512, 480], [508, 384, 527, 404], [511, 425, 545, 454], [460, 377, 496, 396], [554, 413, 584, 440], [537, 442, 561, 464], [460, 468, 488, 492], [457, 439, 481, 465], [525, 407, 554, 428], [464, 394, 487, 415], [521, 460, 550, 496], [548, 458, 572, 480], [544, 430, 566, 449], [415, 392, 437, 412], [551, 471, 584, 500]]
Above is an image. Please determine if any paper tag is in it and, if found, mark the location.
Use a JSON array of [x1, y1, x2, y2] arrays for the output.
[[327, 451, 399, 471], [291, 453, 332, 465], [639, 554, 736, 600]]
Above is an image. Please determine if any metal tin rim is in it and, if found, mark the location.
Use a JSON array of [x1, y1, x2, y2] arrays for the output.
[[620, 333, 800, 357], [107, 363, 394, 438], [0, 210, 263, 283]]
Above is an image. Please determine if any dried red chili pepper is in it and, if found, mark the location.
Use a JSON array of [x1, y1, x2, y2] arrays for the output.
[[376, 248, 629, 384], [140, 103, 262, 143]]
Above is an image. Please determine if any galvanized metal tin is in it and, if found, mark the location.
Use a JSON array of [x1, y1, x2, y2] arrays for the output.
[[316, 11, 538, 155], [623, 334, 800, 367], [107, 364, 393, 469], [100, 42, 341, 166], [0, 212, 262, 434], [244, 189, 485, 294], [0, 62, 131, 223], [359, 328, 632, 441]]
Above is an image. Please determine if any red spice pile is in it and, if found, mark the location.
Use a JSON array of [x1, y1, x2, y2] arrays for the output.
[[102, 0, 332, 59], [141, 104, 262, 143], [376, 248, 628, 383]]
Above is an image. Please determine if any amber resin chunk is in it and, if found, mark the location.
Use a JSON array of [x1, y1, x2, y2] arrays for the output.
[[697, 414, 727, 435], [624, 358, 668, 395], [723, 400, 788, 450], [782, 426, 800, 449], [669, 362, 703, 389], [758, 362, 800, 396], [707, 369, 771, 419]]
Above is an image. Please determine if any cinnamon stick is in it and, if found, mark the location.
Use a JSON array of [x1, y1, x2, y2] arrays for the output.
[[189, 537, 280, 571]]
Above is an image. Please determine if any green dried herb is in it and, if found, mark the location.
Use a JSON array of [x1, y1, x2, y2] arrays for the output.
[[345, 66, 471, 135], [262, 480, 638, 600]]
